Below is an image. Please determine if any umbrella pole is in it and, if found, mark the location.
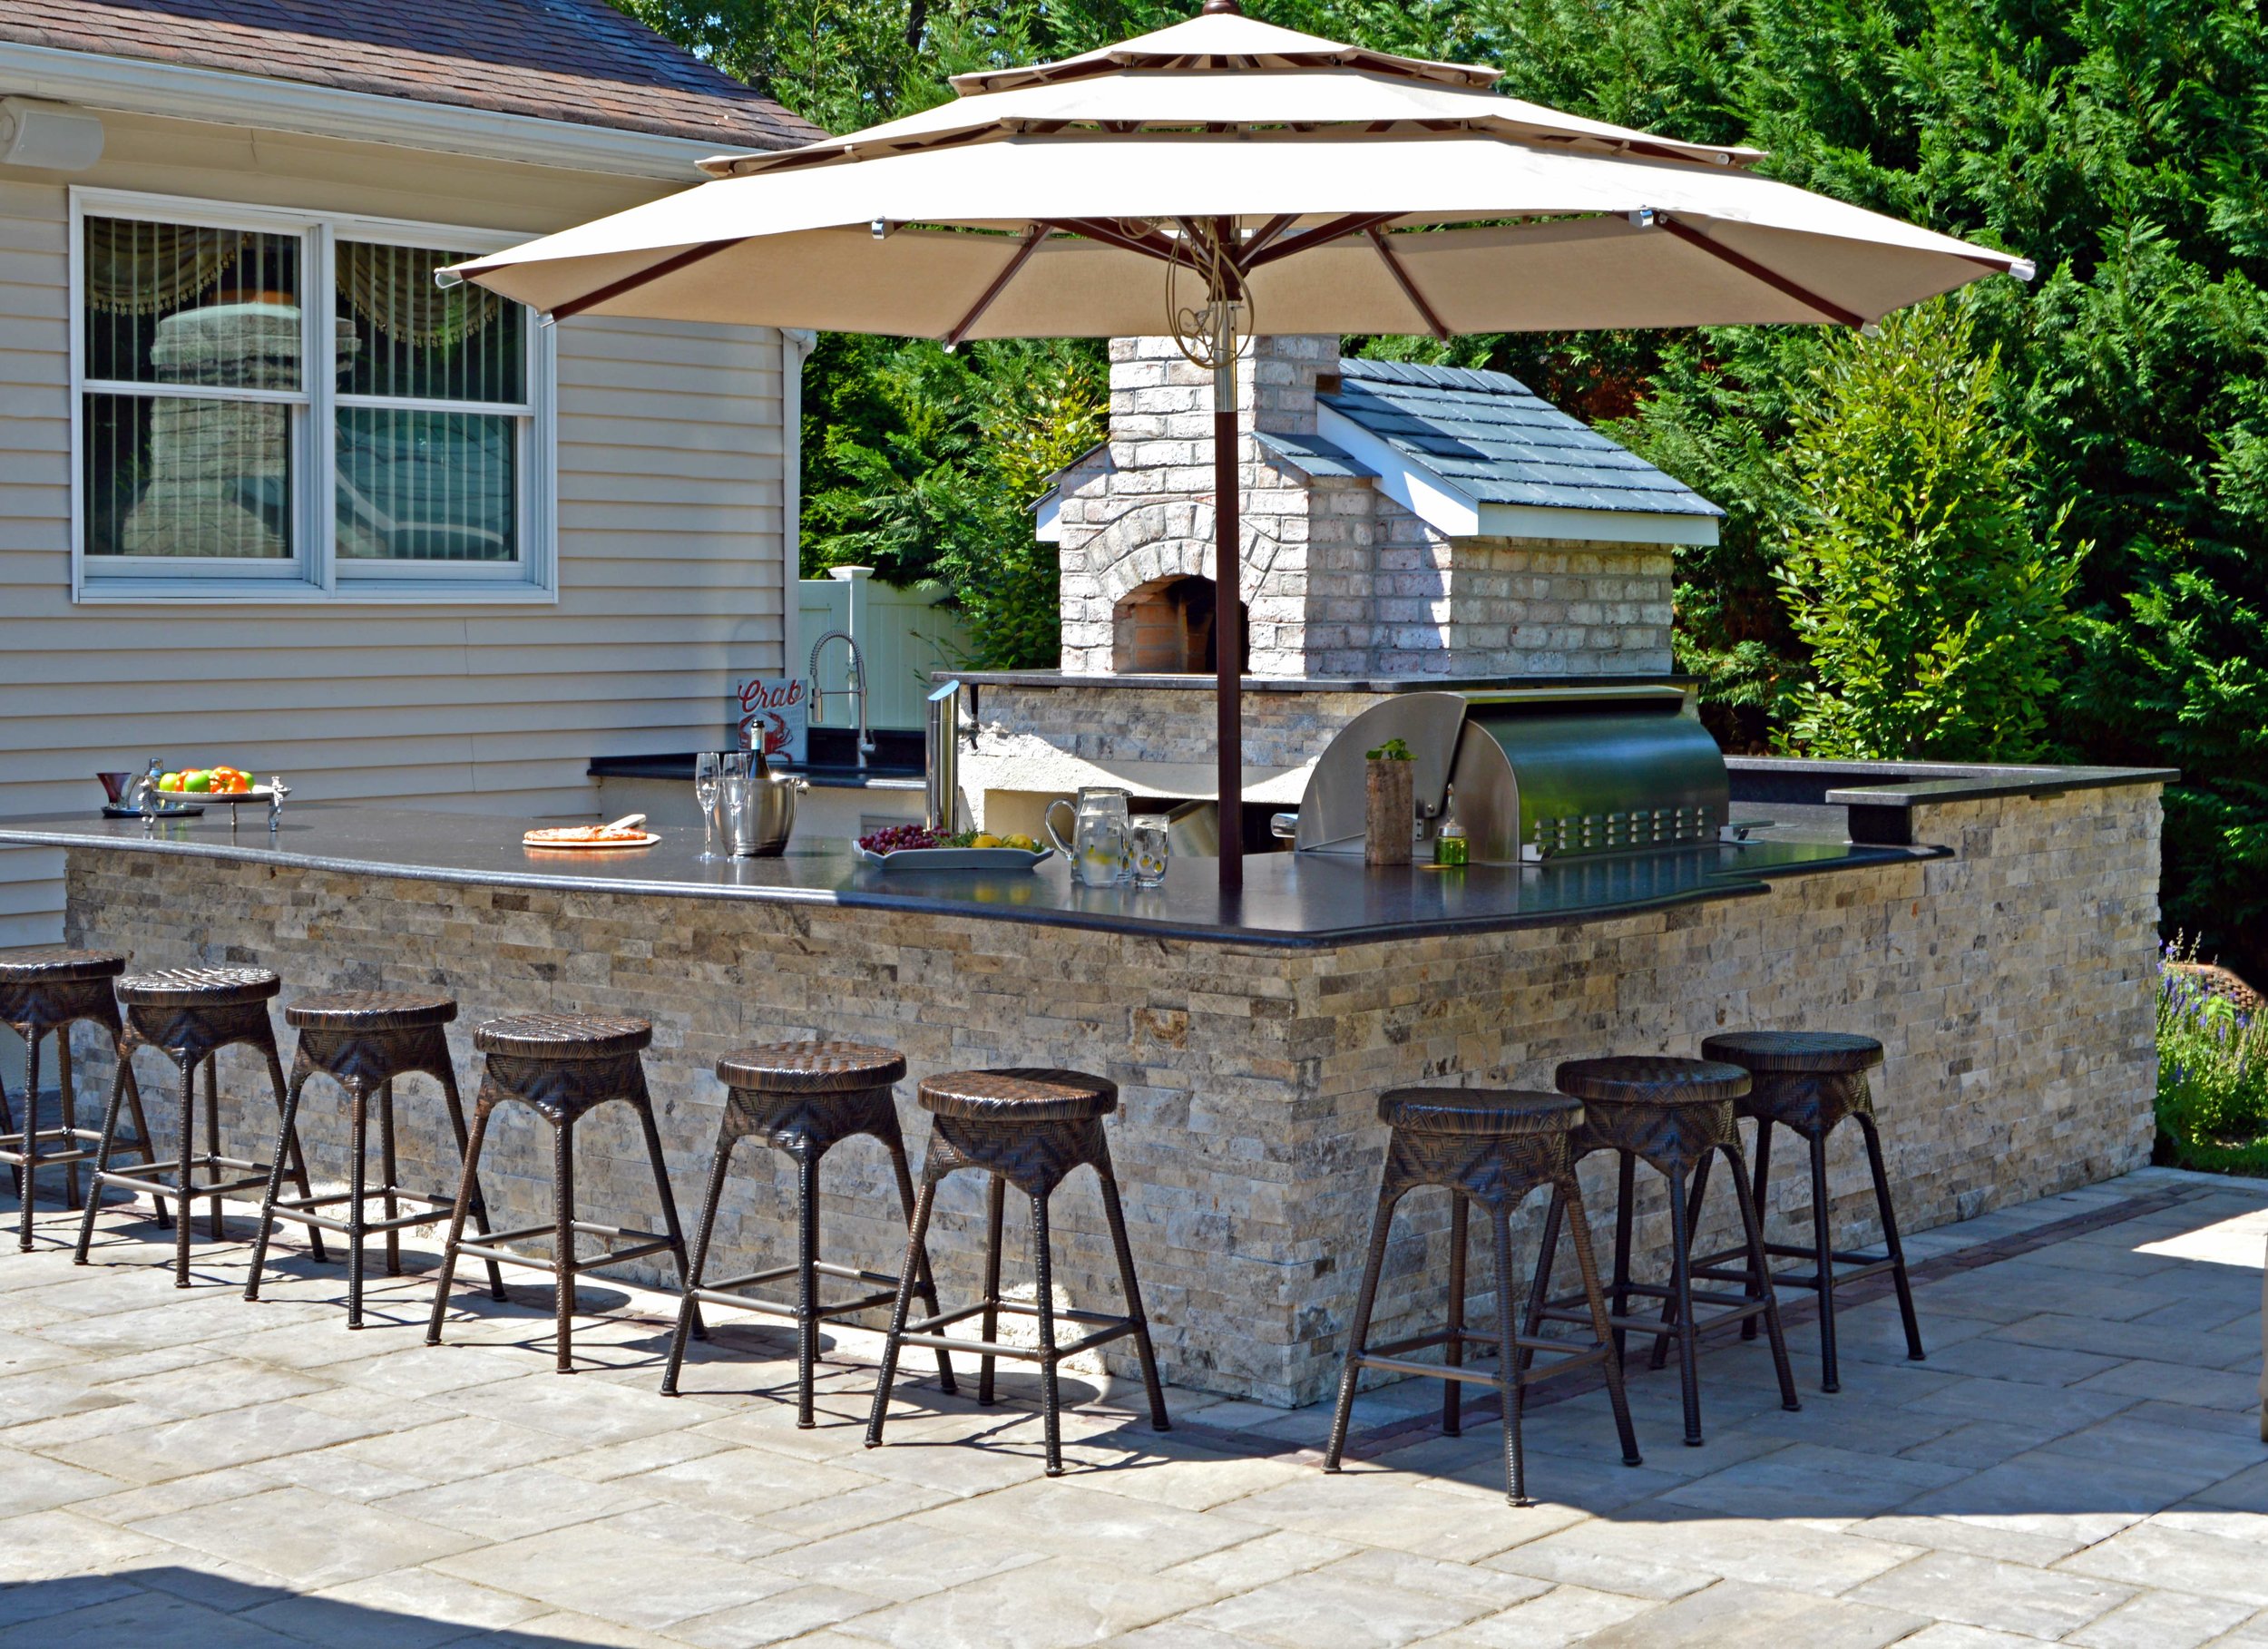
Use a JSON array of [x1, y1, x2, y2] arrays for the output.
[[1211, 302, 1245, 895]]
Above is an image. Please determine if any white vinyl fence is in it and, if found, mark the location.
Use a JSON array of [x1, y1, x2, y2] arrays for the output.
[[800, 572, 973, 730]]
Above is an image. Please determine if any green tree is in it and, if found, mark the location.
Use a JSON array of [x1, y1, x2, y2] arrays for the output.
[[1773, 302, 2083, 761], [612, 0, 2268, 963], [801, 334, 1105, 667]]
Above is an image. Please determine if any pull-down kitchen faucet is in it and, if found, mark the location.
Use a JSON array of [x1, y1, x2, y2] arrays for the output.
[[808, 630, 875, 772]]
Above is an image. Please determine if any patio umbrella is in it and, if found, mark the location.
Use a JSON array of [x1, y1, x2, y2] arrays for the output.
[[445, 0, 2032, 892]]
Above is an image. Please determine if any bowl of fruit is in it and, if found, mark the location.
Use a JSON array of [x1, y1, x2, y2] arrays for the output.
[[156, 766, 263, 799], [853, 824, 1051, 871]]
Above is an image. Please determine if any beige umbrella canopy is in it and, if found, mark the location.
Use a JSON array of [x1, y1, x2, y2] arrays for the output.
[[448, 0, 2030, 889]]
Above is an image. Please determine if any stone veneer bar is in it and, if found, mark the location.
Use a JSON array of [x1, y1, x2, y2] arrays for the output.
[[12, 773, 2164, 1407]]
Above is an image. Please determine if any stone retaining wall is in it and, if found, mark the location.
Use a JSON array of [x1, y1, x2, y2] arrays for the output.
[[64, 784, 2160, 1406]]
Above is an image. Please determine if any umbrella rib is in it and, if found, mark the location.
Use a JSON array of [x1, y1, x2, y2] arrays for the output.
[[1047, 217, 1184, 263], [1364, 226, 1450, 340], [1656, 216, 1865, 327], [943, 225, 1048, 347], [1244, 210, 1403, 268], [549, 239, 739, 321]]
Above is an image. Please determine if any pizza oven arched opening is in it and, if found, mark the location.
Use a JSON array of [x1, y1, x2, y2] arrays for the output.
[[1113, 574, 1249, 675]]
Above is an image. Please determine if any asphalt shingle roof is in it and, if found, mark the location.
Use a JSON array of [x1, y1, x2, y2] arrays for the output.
[[1319, 356, 1721, 519], [2, 0, 824, 151]]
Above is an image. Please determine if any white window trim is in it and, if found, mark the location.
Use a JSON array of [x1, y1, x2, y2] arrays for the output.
[[69, 187, 558, 605]]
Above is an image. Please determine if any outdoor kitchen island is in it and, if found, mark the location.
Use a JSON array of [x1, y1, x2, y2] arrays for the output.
[[4, 764, 2165, 1407]]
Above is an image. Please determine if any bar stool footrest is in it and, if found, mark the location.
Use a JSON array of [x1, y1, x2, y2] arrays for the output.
[[689, 1278, 902, 1322]]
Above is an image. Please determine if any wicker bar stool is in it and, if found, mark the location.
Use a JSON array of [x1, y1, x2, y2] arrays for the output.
[[867, 1068, 1168, 1478], [661, 1040, 956, 1422], [1548, 1055, 1800, 1445], [425, 1012, 702, 1372], [1324, 1089, 1641, 1506], [1, 948, 169, 1252], [246, 991, 506, 1328], [1686, 1031, 1924, 1392], [73, 965, 321, 1287]]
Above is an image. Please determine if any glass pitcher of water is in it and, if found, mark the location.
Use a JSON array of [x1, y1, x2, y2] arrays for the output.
[[1045, 786, 1131, 887]]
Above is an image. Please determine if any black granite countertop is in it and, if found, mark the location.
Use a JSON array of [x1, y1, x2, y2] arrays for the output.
[[0, 806, 1936, 951]]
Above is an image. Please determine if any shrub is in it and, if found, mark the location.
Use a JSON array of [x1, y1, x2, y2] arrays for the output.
[[2156, 943, 2268, 1176], [1774, 301, 2086, 762]]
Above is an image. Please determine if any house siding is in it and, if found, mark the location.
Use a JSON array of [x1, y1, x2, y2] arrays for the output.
[[0, 110, 788, 949]]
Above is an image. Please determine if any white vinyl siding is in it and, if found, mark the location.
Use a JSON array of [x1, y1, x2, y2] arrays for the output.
[[0, 112, 789, 949]]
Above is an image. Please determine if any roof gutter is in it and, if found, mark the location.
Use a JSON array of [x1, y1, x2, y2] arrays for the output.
[[0, 40, 738, 181]]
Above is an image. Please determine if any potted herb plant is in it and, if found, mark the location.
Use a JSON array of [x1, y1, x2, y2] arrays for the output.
[[1364, 737, 1415, 865]]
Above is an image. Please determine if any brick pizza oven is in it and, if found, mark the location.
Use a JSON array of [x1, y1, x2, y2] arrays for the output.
[[952, 333, 1725, 838]]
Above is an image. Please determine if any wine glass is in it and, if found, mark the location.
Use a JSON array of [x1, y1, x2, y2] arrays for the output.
[[694, 752, 722, 861]]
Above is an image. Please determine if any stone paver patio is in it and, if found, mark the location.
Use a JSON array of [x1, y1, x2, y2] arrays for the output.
[[0, 1166, 2262, 1648]]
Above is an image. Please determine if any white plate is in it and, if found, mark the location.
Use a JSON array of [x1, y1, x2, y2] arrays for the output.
[[523, 831, 662, 851], [158, 785, 275, 804], [853, 844, 1052, 872]]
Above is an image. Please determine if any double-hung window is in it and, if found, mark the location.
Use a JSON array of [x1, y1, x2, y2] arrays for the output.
[[73, 190, 554, 601]]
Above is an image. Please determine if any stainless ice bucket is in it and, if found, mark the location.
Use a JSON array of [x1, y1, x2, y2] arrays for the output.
[[729, 770, 807, 857]]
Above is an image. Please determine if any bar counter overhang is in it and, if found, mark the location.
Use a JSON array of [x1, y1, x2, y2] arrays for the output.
[[1, 762, 2170, 1407]]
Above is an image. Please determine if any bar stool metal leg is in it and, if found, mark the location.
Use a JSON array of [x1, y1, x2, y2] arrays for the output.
[[243, 1059, 315, 1304], [1443, 1193, 1468, 1438], [379, 1077, 403, 1278], [1729, 1140, 1801, 1411], [1323, 1186, 1398, 1473], [551, 1117, 578, 1374], [1491, 1206, 1527, 1505], [73, 1057, 133, 1266], [631, 1081, 702, 1337], [435, 1063, 506, 1304], [425, 1098, 494, 1346], [1027, 1189, 1064, 1475], [1808, 1128, 1841, 1390], [977, 1174, 1006, 1406], [1562, 1180, 1642, 1467], [1857, 1113, 1925, 1362], [792, 1141, 823, 1428], [1095, 1146, 1169, 1433], [885, 1127, 957, 1397], [661, 1135, 739, 1397], [866, 1172, 941, 1447], [53, 1033, 76, 1212], [15, 1032, 41, 1253]]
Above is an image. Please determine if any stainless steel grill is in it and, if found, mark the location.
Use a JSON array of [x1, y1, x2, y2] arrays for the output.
[[1289, 686, 1728, 864]]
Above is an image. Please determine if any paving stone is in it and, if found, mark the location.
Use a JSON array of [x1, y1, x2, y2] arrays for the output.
[[673, 1584, 890, 1648], [1156, 1529, 1362, 1596], [34, 1401, 388, 1485], [378, 1464, 659, 1539], [1168, 1564, 1491, 1648], [1888, 1626, 2055, 1648], [1489, 1511, 1921, 1597], [2066, 1588, 2257, 1649], [1856, 1509, 2145, 1566], [320, 1416, 580, 1485], [127, 1485, 480, 1590], [1898, 1450, 2214, 1520], [0, 1446, 128, 1516], [760, 1519, 1047, 1603], [616, 1444, 877, 1522], [912, 1479, 1268, 1572], [0, 1574, 143, 1631], [2057, 1521, 2268, 1608], [427, 1521, 791, 1633], [1657, 1441, 1966, 1519], [1218, 1471, 1563, 1563], [1577, 1577, 1926, 1648], [0, 1589, 303, 1649], [1435, 1584, 1655, 1647], [1847, 1550, 2134, 1637], [834, 1554, 1216, 1649]]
